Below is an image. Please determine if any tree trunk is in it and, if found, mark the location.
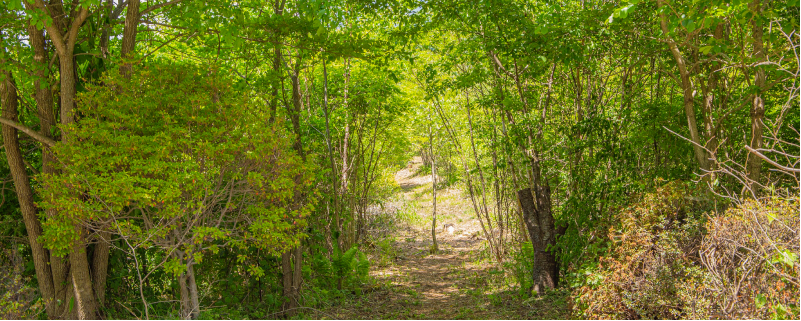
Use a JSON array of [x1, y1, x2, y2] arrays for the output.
[[747, 0, 765, 189], [517, 183, 558, 295], [175, 251, 200, 320], [119, 0, 140, 75], [24, 25, 71, 317], [281, 247, 302, 317], [69, 229, 97, 319], [1, 70, 59, 317], [427, 103, 438, 254], [268, 0, 285, 124], [187, 263, 200, 320], [321, 59, 340, 255], [281, 55, 305, 318], [92, 231, 111, 307], [658, 0, 709, 172]]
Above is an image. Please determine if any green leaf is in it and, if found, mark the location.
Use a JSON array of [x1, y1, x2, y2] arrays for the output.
[[699, 46, 713, 54], [686, 20, 696, 32], [755, 293, 767, 308]]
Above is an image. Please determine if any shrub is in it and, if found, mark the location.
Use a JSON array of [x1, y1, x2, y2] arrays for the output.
[[700, 197, 799, 319], [574, 181, 713, 319], [505, 241, 535, 297], [574, 181, 800, 319], [0, 249, 42, 319]]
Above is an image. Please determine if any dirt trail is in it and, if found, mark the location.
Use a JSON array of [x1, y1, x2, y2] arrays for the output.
[[309, 157, 569, 320]]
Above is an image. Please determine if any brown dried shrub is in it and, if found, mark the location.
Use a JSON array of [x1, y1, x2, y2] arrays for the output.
[[701, 197, 799, 319], [574, 182, 800, 319], [575, 181, 712, 319]]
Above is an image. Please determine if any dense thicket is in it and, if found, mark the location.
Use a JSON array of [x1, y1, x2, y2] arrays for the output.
[[0, 0, 797, 319]]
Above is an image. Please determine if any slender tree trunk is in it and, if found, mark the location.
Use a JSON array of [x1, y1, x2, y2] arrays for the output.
[[427, 103, 438, 254], [321, 59, 340, 254], [747, 0, 766, 189], [174, 250, 200, 320], [268, 0, 285, 124], [658, 0, 709, 172], [340, 58, 352, 249], [187, 264, 200, 320], [281, 55, 305, 317], [465, 90, 501, 262]]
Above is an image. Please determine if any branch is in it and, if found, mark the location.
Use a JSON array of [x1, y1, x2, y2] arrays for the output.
[[140, 0, 183, 16], [0, 117, 57, 147], [744, 145, 800, 173], [29, 0, 67, 57]]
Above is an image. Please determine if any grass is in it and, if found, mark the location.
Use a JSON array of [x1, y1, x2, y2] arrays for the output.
[[303, 157, 575, 320]]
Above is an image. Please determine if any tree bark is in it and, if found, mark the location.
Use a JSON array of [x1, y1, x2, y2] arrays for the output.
[[69, 230, 97, 319], [517, 183, 558, 295], [120, 0, 140, 76], [175, 250, 200, 320], [658, 0, 710, 172], [747, 0, 765, 188], [281, 53, 305, 317], [427, 103, 438, 254], [187, 263, 200, 320], [321, 59, 339, 255], [1, 70, 59, 318]]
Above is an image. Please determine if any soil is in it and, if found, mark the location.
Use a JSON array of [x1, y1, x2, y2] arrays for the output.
[[306, 157, 572, 320]]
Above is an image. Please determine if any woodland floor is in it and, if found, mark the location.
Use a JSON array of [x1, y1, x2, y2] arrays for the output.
[[306, 157, 573, 320]]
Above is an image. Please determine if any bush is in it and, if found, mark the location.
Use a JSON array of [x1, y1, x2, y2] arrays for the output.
[[505, 241, 535, 297], [0, 249, 42, 319], [574, 181, 800, 319], [574, 181, 713, 319], [700, 197, 799, 319]]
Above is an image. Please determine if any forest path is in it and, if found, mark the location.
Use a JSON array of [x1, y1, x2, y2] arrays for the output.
[[308, 157, 569, 319]]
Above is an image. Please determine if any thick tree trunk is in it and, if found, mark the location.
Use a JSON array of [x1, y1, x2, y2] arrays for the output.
[[517, 183, 558, 295], [1, 71, 58, 317], [281, 247, 302, 316], [92, 231, 111, 306], [119, 0, 140, 77], [52, 33, 100, 321], [13, 25, 63, 311], [70, 229, 98, 319]]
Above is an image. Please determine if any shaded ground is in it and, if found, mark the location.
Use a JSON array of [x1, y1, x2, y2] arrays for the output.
[[307, 157, 572, 320]]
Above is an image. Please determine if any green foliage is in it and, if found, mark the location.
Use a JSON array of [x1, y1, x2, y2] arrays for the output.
[[37, 60, 313, 258], [504, 241, 535, 297], [0, 249, 42, 320], [0, 0, 797, 318]]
